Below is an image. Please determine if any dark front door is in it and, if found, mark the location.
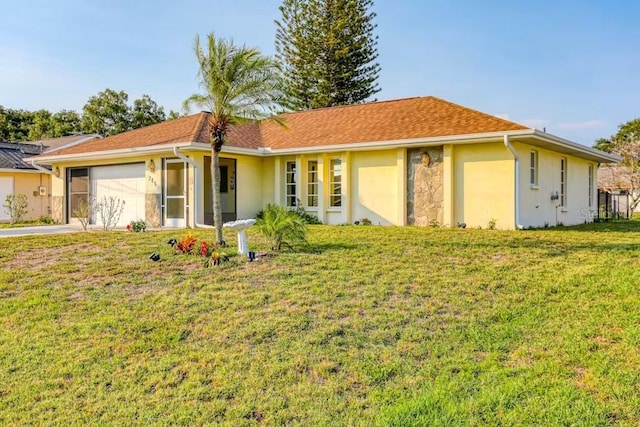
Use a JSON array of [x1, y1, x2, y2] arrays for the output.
[[204, 156, 237, 225]]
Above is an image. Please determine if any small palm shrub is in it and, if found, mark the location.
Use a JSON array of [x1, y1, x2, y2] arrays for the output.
[[256, 204, 308, 251]]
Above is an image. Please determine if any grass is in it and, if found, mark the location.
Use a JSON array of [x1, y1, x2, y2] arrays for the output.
[[1, 222, 640, 425]]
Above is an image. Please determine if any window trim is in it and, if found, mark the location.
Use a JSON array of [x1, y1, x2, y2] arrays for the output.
[[285, 160, 296, 207], [588, 164, 594, 207], [307, 160, 318, 208], [560, 157, 567, 207], [329, 158, 342, 208], [530, 150, 539, 188]]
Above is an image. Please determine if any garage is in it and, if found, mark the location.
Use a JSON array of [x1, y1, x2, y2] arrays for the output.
[[0, 176, 13, 222], [90, 163, 145, 227]]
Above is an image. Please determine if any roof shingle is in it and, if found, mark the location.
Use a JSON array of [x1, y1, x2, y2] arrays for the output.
[[41, 96, 529, 157]]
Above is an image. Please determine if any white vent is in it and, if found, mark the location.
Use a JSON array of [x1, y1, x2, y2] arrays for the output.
[[38, 186, 47, 196]]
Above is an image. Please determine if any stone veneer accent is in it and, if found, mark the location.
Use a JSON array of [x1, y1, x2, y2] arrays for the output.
[[51, 196, 64, 224], [145, 193, 162, 227], [407, 147, 444, 226]]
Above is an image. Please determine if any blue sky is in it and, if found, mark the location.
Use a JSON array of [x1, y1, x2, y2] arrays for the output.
[[1, 0, 638, 146]]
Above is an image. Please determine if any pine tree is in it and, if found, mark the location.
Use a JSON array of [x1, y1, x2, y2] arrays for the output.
[[275, 0, 381, 110]]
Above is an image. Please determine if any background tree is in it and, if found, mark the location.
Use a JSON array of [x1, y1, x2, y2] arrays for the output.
[[183, 33, 284, 245], [81, 89, 132, 136], [0, 107, 33, 141], [595, 118, 640, 214], [27, 109, 54, 140], [131, 94, 166, 128], [1, 91, 166, 142], [167, 110, 182, 120], [275, 0, 381, 110], [28, 109, 82, 140], [50, 110, 82, 137]]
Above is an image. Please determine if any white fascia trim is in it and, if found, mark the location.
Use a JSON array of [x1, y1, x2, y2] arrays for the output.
[[25, 128, 620, 164], [0, 168, 46, 174], [523, 130, 622, 163], [27, 141, 196, 164], [186, 142, 262, 156], [257, 129, 536, 156]]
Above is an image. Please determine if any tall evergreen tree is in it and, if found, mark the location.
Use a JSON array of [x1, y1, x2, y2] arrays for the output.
[[275, 0, 381, 110]]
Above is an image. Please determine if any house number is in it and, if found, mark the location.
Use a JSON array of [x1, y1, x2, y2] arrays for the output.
[[148, 176, 157, 187]]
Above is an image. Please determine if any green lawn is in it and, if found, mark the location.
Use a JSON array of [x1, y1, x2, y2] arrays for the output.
[[1, 223, 640, 425]]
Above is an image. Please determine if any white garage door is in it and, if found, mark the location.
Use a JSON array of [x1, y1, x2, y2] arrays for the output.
[[0, 177, 13, 221], [90, 164, 145, 227]]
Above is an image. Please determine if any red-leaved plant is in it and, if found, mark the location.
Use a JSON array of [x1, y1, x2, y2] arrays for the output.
[[175, 233, 198, 254]]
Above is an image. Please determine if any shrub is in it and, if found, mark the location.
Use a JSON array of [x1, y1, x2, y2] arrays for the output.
[[256, 200, 322, 225], [488, 218, 497, 230], [73, 197, 94, 231], [200, 240, 229, 267], [95, 196, 125, 231], [127, 219, 146, 232], [256, 204, 308, 251], [175, 233, 198, 254], [38, 215, 55, 225], [291, 200, 322, 224], [3, 194, 28, 225]]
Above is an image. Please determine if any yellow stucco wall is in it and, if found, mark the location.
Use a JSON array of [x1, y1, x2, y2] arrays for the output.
[[261, 157, 275, 209], [45, 140, 600, 230], [350, 149, 402, 225], [452, 142, 515, 229], [234, 155, 264, 219], [0, 171, 51, 221], [514, 142, 597, 227], [263, 149, 404, 225]]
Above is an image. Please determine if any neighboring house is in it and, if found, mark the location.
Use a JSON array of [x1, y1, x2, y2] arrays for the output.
[[30, 96, 620, 229], [0, 135, 100, 222], [598, 164, 638, 219]]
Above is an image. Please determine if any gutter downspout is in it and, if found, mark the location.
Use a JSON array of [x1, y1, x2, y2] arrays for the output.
[[30, 160, 54, 175], [173, 147, 215, 229], [503, 135, 522, 229]]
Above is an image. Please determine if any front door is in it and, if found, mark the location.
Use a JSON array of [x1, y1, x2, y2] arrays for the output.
[[204, 156, 237, 224], [164, 160, 186, 227], [67, 168, 88, 225]]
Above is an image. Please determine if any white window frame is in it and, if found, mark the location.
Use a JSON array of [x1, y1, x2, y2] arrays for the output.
[[560, 158, 567, 207], [307, 160, 318, 208], [285, 161, 297, 207], [530, 150, 538, 187], [329, 159, 342, 207], [588, 164, 594, 207]]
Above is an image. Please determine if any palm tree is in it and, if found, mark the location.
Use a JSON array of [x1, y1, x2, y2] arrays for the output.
[[183, 33, 284, 245]]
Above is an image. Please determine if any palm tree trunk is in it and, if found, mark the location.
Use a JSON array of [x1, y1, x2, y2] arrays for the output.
[[211, 146, 224, 245]]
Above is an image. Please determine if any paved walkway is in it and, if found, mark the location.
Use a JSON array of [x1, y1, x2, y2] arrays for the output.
[[0, 225, 84, 238]]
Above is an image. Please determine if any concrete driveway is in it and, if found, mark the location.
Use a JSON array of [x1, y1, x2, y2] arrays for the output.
[[0, 225, 85, 238]]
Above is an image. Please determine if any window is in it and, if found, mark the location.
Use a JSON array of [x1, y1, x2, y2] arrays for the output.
[[285, 161, 296, 206], [307, 160, 318, 207], [588, 165, 594, 207], [330, 159, 342, 207], [530, 150, 538, 186], [560, 158, 567, 207]]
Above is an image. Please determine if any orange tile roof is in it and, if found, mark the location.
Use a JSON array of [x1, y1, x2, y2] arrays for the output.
[[42, 96, 529, 156]]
